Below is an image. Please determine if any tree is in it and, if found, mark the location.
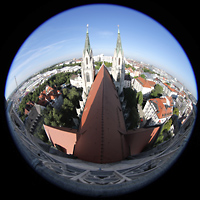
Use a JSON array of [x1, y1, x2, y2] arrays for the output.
[[62, 98, 74, 111], [163, 118, 172, 133], [136, 91, 143, 106], [62, 88, 68, 97], [150, 84, 163, 98], [154, 84, 163, 94], [67, 87, 80, 107], [51, 121, 58, 127], [128, 107, 140, 129], [36, 127, 48, 142], [94, 61, 103, 70], [123, 88, 140, 129], [123, 88, 137, 108], [140, 74, 146, 79], [44, 117, 51, 126], [173, 107, 179, 116], [53, 108, 63, 125]]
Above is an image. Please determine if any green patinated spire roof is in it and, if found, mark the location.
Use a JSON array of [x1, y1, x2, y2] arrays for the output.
[[116, 25, 123, 55], [84, 24, 91, 54]]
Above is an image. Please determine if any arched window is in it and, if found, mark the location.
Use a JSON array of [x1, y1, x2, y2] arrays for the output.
[[86, 57, 88, 65], [117, 72, 120, 82], [86, 72, 90, 82], [118, 58, 120, 65]]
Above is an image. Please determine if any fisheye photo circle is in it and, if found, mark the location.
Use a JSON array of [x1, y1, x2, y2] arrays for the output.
[[4, 4, 198, 197]]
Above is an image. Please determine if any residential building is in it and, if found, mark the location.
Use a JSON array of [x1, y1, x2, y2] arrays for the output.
[[163, 83, 178, 97], [132, 76, 155, 98], [93, 54, 113, 62], [125, 67, 141, 78], [176, 95, 192, 118], [24, 101, 34, 115], [42, 69, 59, 77], [37, 85, 63, 110], [70, 74, 83, 88], [143, 96, 173, 126]]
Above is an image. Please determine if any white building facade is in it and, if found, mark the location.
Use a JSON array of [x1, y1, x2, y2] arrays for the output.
[[143, 96, 173, 126], [81, 25, 95, 102], [93, 54, 113, 63], [133, 77, 155, 98]]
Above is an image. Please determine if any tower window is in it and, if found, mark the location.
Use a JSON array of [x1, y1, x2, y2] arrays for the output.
[[117, 72, 120, 82], [118, 58, 120, 65], [86, 72, 90, 82], [86, 57, 88, 65]]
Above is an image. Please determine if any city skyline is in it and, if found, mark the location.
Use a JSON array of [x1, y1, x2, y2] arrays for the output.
[[5, 4, 198, 99]]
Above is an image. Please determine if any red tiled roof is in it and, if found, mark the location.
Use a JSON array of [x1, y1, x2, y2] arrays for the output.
[[136, 77, 155, 88], [164, 83, 178, 93], [24, 101, 34, 115], [149, 97, 173, 119], [74, 64, 129, 163], [127, 67, 134, 73], [37, 86, 61, 106]]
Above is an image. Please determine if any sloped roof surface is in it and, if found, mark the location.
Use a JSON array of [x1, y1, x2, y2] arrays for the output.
[[136, 77, 155, 88], [164, 83, 178, 93], [149, 97, 173, 119], [37, 85, 61, 106], [43, 125, 77, 154], [74, 65, 129, 163], [126, 126, 160, 155]]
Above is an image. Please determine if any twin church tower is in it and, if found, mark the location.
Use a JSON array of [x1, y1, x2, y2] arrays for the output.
[[81, 24, 125, 102]]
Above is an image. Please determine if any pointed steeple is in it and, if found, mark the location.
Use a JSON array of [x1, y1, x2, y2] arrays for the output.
[[84, 24, 91, 55], [116, 25, 123, 55]]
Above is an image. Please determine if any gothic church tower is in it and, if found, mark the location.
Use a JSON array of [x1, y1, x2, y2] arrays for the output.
[[111, 25, 125, 95], [81, 24, 95, 103]]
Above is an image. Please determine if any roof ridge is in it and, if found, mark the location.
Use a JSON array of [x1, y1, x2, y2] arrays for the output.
[[100, 66, 105, 163]]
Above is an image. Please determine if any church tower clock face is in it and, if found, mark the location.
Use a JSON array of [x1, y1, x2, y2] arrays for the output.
[[4, 3, 198, 198]]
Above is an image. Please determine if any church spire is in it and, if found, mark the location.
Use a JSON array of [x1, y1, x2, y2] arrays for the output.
[[116, 25, 123, 55], [84, 24, 91, 55]]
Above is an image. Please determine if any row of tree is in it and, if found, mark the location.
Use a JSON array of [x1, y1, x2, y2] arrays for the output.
[[94, 61, 113, 69], [94, 61, 133, 70]]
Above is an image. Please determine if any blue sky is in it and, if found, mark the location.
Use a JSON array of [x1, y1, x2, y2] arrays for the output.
[[5, 4, 198, 99]]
